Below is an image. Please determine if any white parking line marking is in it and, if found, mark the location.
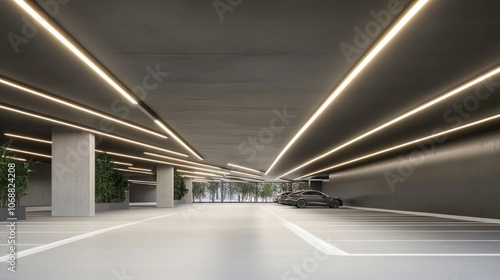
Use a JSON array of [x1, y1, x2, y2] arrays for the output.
[[327, 240, 500, 242], [299, 224, 500, 227], [0, 207, 205, 263], [260, 206, 348, 255], [348, 254, 500, 257], [314, 230, 500, 232]]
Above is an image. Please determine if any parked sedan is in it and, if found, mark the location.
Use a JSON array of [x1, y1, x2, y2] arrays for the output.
[[275, 191, 292, 204], [286, 190, 343, 208]]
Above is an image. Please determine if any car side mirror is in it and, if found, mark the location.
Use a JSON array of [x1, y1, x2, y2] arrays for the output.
[[323, 195, 327, 198]]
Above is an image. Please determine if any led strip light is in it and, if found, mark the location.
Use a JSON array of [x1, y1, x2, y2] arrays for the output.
[[279, 66, 500, 178], [0, 78, 167, 139], [13, 0, 203, 160], [296, 112, 500, 179], [265, 0, 429, 175], [0, 104, 188, 157]]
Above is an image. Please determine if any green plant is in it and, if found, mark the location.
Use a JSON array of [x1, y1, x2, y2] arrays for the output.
[[151, 167, 188, 200], [0, 140, 35, 207], [95, 152, 128, 203], [174, 169, 188, 200]]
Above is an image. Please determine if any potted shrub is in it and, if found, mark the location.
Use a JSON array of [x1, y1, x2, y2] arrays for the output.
[[0, 141, 35, 220], [95, 152, 129, 211]]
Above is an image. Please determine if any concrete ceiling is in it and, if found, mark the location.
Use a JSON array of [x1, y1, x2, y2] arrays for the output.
[[0, 0, 499, 181]]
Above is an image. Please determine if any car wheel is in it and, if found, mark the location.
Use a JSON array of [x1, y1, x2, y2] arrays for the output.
[[329, 199, 340, 208], [296, 199, 307, 208]]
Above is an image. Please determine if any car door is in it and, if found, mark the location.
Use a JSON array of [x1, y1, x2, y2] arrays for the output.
[[302, 191, 323, 205]]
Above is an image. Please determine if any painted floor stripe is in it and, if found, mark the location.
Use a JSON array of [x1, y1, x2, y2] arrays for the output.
[[347, 254, 500, 257], [327, 240, 500, 242], [260, 206, 348, 255], [0, 207, 205, 263]]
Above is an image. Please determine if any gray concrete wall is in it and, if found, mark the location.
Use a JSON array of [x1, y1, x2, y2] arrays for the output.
[[323, 130, 500, 219], [129, 185, 156, 202], [20, 163, 51, 207]]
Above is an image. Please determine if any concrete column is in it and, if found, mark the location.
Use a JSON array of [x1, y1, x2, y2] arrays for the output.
[[183, 178, 193, 204], [51, 128, 95, 216], [156, 165, 174, 208]]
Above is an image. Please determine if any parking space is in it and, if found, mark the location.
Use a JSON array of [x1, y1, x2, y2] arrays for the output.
[[1, 204, 500, 280], [263, 204, 500, 256]]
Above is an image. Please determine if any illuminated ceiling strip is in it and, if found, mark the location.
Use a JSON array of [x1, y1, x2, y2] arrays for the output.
[[225, 176, 264, 182], [128, 167, 152, 172], [4, 133, 52, 144], [128, 180, 156, 184], [153, 120, 203, 160], [14, 0, 202, 160], [14, 0, 138, 105], [181, 175, 207, 179], [0, 104, 188, 157], [229, 170, 263, 178], [279, 66, 500, 178], [177, 170, 217, 177], [0, 78, 167, 139], [4, 156, 27, 162], [222, 179, 247, 183], [115, 168, 153, 175], [6, 148, 52, 158], [265, 0, 429, 175], [296, 112, 500, 179], [227, 163, 263, 174], [105, 151, 227, 174], [144, 152, 220, 170], [111, 161, 133, 166]]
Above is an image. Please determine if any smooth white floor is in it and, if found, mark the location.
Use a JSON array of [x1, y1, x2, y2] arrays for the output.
[[1, 204, 500, 280]]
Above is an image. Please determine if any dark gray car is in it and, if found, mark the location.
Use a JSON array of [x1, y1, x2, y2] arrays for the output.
[[287, 190, 343, 208]]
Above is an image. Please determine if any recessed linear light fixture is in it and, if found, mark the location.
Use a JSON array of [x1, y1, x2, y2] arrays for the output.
[[225, 176, 265, 182], [181, 175, 207, 179], [265, 0, 429, 175], [278, 66, 500, 178], [226, 163, 263, 174], [0, 104, 188, 157], [6, 148, 52, 159], [229, 170, 263, 178], [154, 120, 204, 160], [177, 170, 218, 177], [111, 161, 133, 166], [105, 151, 228, 175], [13, 0, 203, 160], [115, 168, 153, 175], [4, 133, 52, 144], [0, 78, 167, 139], [144, 152, 220, 170], [4, 156, 26, 162], [128, 180, 156, 184], [128, 167, 152, 172], [13, 0, 137, 105], [295, 112, 500, 180]]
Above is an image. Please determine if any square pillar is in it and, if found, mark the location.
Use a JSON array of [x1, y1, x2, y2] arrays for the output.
[[51, 128, 95, 216], [156, 165, 174, 208], [183, 178, 193, 204]]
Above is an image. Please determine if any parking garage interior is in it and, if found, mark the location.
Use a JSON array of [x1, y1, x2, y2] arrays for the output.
[[1, 0, 500, 279]]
